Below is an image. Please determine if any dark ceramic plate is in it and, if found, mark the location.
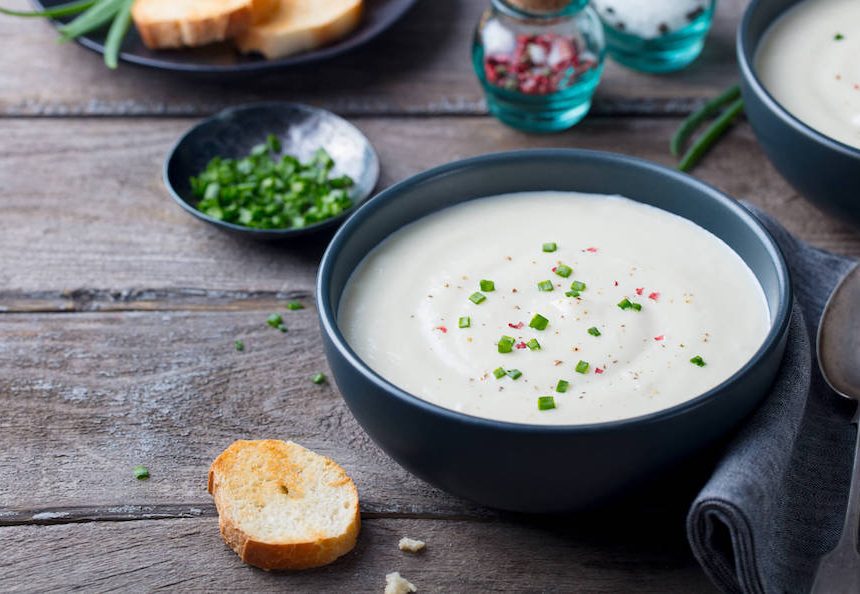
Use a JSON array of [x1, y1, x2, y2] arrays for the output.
[[31, 0, 418, 74], [318, 150, 792, 512], [164, 102, 379, 240]]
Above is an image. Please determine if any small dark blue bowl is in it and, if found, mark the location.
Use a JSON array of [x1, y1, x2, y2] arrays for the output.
[[164, 102, 379, 240], [317, 150, 792, 513], [738, 0, 860, 229]]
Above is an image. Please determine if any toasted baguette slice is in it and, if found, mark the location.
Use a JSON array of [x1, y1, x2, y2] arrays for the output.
[[234, 0, 363, 59], [208, 439, 360, 570], [132, 0, 279, 50]]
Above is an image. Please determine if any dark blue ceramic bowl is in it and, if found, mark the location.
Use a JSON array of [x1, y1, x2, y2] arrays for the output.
[[738, 0, 860, 229], [164, 102, 379, 241], [317, 150, 792, 513]]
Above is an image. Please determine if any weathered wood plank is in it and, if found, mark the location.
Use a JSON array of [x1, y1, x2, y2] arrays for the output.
[[0, 308, 491, 516], [0, 516, 715, 592], [0, 116, 856, 308], [0, 0, 746, 117]]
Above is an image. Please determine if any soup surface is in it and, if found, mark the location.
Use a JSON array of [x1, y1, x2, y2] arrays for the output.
[[755, 0, 860, 150], [339, 192, 770, 425]]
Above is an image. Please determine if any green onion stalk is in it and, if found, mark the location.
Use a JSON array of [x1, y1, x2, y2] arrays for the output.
[[1, 0, 132, 69]]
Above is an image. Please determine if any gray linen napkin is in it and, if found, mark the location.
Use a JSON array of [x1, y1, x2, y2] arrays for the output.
[[687, 204, 859, 594]]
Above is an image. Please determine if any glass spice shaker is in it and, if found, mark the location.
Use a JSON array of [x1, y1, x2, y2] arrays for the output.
[[592, 0, 717, 73], [472, 0, 605, 132]]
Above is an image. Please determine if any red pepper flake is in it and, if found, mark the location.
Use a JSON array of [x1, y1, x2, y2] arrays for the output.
[[515, 341, 528, 350], [551, 266, 557, 273], [508, 322, 524, 329], [594, 367, 604, 374], [654, 335, 665, 341], [635, 287, 644, 296], [613, 280, 619, 287], [436, 326, 448, 333], [649, 292, 660, 301], [586, 247, 598, 253]]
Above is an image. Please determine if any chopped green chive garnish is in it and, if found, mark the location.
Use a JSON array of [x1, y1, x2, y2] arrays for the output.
[[554, 264, 573, 278], [556, 379, 569, 393], [617, 298, 643, 311], [537, 396, 556, 411], [480, 279, 495, 292], [570, 280, 587, 292], [587, 326, 601, 337], [690, 355, 706, 367], [234, 340, 245, 351], [526, 338, 541, 351], [458, 316, 471, 328], [133, 465, 149, 480], [267, 313, 287, 332], [311, 373, 327, 384], [498, 335, 516, 353], [565, 290, 581, 298], [542, 242, 557, 252], [529, 314, 549, 331], [575, 360, 590, 374], [835, 33, 844, 40], [537, 280, 554, 292], [286, 301, 304, 311], [469, 292, 487, 304], [493, 367, 506, 379], [507, 369, 522, 380]]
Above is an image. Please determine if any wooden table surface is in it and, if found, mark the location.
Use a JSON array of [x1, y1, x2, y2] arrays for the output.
[[1, 0, 858, 591]]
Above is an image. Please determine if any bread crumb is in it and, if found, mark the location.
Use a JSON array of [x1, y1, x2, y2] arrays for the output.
[[398, 537, 426, 553], [385, 572, 417, 594]]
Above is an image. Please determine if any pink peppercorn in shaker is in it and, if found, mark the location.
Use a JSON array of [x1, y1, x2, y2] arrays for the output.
[[472, 0, 605, 132]]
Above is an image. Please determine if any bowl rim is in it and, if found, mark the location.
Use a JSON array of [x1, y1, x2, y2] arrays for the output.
[[317, 149, 793, 433], [737, 0, 860, 159], [162, 101, 380, 239]]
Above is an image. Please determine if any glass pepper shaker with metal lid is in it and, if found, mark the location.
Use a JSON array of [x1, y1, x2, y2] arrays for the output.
[[472, 0, 606, 132]]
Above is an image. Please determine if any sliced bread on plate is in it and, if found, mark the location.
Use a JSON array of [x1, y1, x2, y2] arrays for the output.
[[208, 439, 360, 570], [132, 0, 278, 49], [234, 0, 363, 59]]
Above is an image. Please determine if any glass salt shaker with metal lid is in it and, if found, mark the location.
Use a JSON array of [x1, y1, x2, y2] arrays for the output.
[[472, 0, 605, 132], [592, 0, 717, 72]]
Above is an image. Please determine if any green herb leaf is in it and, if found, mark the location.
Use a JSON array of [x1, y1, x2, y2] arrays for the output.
[[526, 338, 541, 351], [234, 340, 245, 351], [570, 280, 586, 292], [537, 280, 554, 292], [266, 313, 287, 332], [587, 326, 601, 337], [493, 367, 506, 379], [458, 316, 471, 329], [556, 379, 569, 393], [311, 373, 327, 384], [103, 0, 133, 69], [506, 369, 522, 380], [133, 465, 149, 480], [286, 301, 304, 311], [690, 355, 707, 367], [542, 242, 557, 253], [498, 335, 515, 353], [537, 396, 556, 411], [617, 298, 642, 311], [469, 292, 487, 305], [0, 0, 94, 17], [835, 33, 844, 40], [529, 314, 549, 331], [575, 360, 590, 374], [554, 264, 572, 278], [479, 280, 495, 292]]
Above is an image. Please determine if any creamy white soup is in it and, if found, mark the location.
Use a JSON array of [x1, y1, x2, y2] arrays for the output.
[[755, 0, 860, 150], [339, 192, 770, 425]]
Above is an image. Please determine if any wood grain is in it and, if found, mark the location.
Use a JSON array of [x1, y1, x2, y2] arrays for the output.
[[0, 116, 856, 308], [0, 308, 487, 516], [0, 0, 747, 117], [0, 516, 716, 592]]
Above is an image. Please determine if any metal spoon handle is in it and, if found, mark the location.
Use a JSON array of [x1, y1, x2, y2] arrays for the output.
[[810, 406, 860, 593]]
